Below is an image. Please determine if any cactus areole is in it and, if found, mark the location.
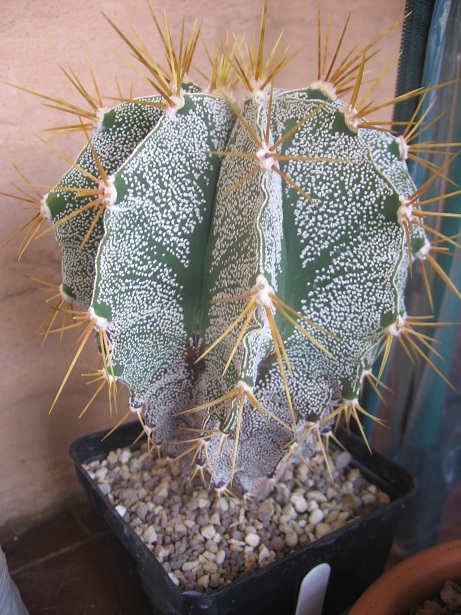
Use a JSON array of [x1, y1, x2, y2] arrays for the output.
[[20, 3, 458, 497]]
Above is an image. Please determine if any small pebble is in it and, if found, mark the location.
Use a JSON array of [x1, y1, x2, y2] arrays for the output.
[[285, 531, 299, 548], [201, 525, 216, 540], [115, 504, 127, 517], [315, 523, 332, 538], [309, 508, 324, 525], [290, 491, 308, 513], [143, 526, 158, 544], [245, 533, 260, 548], [182, 560, 200, 572]]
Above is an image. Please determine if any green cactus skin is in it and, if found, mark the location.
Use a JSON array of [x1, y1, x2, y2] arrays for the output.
[[184, 87, 418, 491], [91, 92, 236, 444], [16, 5, 459, 496], [43, 97, 164, 309], [82, 83, 422, 493]]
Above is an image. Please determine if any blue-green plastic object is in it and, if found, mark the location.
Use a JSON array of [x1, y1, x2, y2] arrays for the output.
[[369, 0, 461, 554]]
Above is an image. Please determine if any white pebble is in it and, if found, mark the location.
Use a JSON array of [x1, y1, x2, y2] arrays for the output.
[[216, 549, 226, 565], [307, 500, 319, 512], [197, 574, 210, 589], [309, 508, 324, 525], [258, 545, 271, 564], [153, 484, 169, 498], [98, 482, 111, 495], [210, 512, 221, 525], [94, 467, 108, 480], [377, 492, 391, 505], [335, 451, 352, 469], [282, 503, 297, 519], [106, 451, 118, 465], [361, 493, 376, 506], [307, 490, 328, 503], [143, 526, 158, 544], [290, 491, 308, 513], [201, 525, 216, 540], [245, 533, 260, 548], [182, 560, 200, 572], [347, 468, 361, 482], [115, 504, 127, 517], [217, 498, 229, 512], [168, 572, 180, 586], [119, 450, 132, 464]]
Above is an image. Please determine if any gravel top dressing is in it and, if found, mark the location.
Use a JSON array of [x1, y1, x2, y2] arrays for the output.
[[84, 442, 390, 593]]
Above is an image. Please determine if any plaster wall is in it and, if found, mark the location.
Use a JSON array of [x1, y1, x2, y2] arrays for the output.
[[0, 0, 405, 529]]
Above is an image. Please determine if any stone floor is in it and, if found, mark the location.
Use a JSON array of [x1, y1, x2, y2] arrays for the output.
[[2, 499, 153, 615]]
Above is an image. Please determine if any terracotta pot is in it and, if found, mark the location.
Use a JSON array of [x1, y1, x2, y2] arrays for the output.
[[349, 539, 461, 615]]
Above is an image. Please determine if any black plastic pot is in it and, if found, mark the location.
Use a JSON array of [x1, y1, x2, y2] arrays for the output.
[[70, 421, 414, 615]]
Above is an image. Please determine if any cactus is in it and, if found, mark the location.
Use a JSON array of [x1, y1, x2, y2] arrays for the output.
[[4, 2, 461, 496]]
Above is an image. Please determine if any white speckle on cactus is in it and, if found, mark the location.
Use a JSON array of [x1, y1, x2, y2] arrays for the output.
[[165, 92, 186, 117], [95, 106, 111, 132], [415, 237, 431, 260], [384, 314, 407, 338], [395, 134, 409, 160], [236, 380, 253, 395], [59, 283, 73, 303], [102, 176, 117, 208], [308, 80, 337, 100], [252, 274, 274, 308], [88, 307, 110, 331], [256, 142, 275, 170], [40, 196, 52, 221], [397, 196, 413, 226], [340, 105, 359, 132]]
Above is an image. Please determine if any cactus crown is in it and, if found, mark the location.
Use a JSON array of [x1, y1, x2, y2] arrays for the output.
[[3, 0, 461, 496]]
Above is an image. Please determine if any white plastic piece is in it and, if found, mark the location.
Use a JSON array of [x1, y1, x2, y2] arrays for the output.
[[0, 547, 30, 615], [295, 562, 331, 615]]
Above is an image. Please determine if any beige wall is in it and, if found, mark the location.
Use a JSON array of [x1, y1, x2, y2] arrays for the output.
[[0, 0, 405, 530]]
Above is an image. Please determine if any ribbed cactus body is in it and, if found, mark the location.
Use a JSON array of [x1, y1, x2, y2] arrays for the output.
[[91, 91, 236, 440], [180, 87, 420, 490], [37, 21, 433, 492], [43, 81, 425, 491], [43, 98, 164, 308]]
